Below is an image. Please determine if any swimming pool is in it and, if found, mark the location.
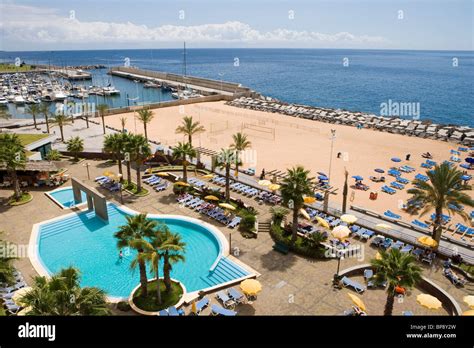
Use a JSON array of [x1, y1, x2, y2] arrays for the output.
[[46, 186, 87, 209], [32, 204, 251, 299]]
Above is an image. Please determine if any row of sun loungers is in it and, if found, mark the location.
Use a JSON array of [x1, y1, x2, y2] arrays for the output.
[[1, 270, 27, 315], [142, 175, 171, 191], [95, 176, 121, 192]]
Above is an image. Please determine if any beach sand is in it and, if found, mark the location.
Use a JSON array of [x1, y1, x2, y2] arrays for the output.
[[105, 101, 473, 236]]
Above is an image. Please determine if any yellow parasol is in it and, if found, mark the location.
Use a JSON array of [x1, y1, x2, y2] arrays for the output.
[[347, 293, 366, 312], [463, 295, 474, 309], [418, 236, 438, 248], [219, 203, 236, 210], [316, 216, 330, 229], [299, 208, 311, 220], [17, 306, 32, 316], [462, 310, 474, 316], [202, 173, 214, 179], [258, 180, 272, 186], [191, 301, 197, 314], [12, 287, 32, 306], [416, 294, 442, 310], [175, 181, 190, 187], [240, 279, 262, 296], [341, 214, 358, 224], [376, 223, 391, 230], [331, 225, 351, 240], [268, 184, 281, 191], [303, 196, 316, 204], [156, 172, 169, 177], [375, 251, 383, 260], [103, 170, 114, 177], [204, 195, 220, 201]]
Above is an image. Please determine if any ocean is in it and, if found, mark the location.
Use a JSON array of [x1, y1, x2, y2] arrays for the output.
[[1, 48, 473, 126]]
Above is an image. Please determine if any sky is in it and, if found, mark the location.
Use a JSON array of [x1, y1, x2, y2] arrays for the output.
[[0, 0, 473, 51]]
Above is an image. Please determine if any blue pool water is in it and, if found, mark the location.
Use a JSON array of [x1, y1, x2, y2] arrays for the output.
[[48, 187, 87, 208], [37, 204, 249, 298]]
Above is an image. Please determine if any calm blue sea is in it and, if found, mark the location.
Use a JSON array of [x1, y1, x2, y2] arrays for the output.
[[1, 49, 473, 126]]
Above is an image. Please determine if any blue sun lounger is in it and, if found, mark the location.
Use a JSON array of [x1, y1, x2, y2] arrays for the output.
[[361, 230, 375, 240], [421, 162, 433, 169], [216, 290, 236, 309], [388, 169, 401, 177], [167, 306, 185, 316], [384, 210, 401, 220], [412, 219, 429, 229], [396, 177, 409, 184], [94, 175, 107, 182], [381, 185, 396, 194], [391, 240, 404, 250], [211, 304, 237, 316], [415, 174, 429, 182], [380, 238, 393, 249], [390, 181, 405, 190], [401, 244, 414, 253], [159, 309, 169, 316], [341, 276, 366, 293], [228, 288, 246, 304], [194, 297, 210, 314]]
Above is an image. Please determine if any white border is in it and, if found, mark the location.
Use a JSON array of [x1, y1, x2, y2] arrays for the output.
[[29, 202, 256, 302], [44, 186, 88, 210]]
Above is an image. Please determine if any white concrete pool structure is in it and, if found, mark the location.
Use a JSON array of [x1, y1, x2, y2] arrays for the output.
[[29, 202, 259, 304], [44, 186, 88, 210]]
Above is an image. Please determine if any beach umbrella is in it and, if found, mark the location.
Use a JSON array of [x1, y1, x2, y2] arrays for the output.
[[299, 208, 311, 220], [304, 196, 316, 204], [191, 301, 197, 315], [318, 175, 328, 181], [417, 294, 442, 310], [268, 184, 281, 191], [240, 279, 262, 296], [347, 293, 366, 312], [331, 225, 351, 240], [461, 175, 471, 181], [156, 172, 169, 177], [462, 310, 474, 316], [202, 173, 214, 179], [341, 214, 358, 224], [375, 251, 382, 260], [463, 295, 474, 309], [376, 223, 391, 230], [174, 181, 190, 187], [258, 180, 272, 186], [219, 203, 235, 210], [465, 157, 474, 164], [352, 175, 364, 181], [17, 306, 32, 316], [418, 236, 438, 248], [12, 287, 32, 306], [374, 168, 385, 173], [316, 216, 330, 229], [204, 195, 219, 201]]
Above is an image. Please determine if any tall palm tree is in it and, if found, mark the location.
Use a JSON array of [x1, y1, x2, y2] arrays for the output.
[[280, 166, 314, 243], [119, 116, 127, 132], [25, 104, 40, 129], [229, 132, 251, 178], [20, 267, 110, 315], [0, 134, 26, 200], [407, 163, 474, 247], [342, 168, 349, 213], [39, 103, 50, 133], [50, 113, 72, 142], [97, 104, 109, 134], [66, 136, 84, 162], [215, 148, 235, 202], [136, 108, 154, 140], [175, 116, 205, 146], [128, 134, 151, 193], [103, 133, 125, 182], [371, 249, 422, 316], [159, 228, 186, 293], [115, 214, 157, 297], [172, 142, 196, 182]]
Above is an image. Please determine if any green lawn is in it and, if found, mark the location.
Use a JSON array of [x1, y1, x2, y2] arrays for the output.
[[8, 192, 33, 206], [132, 281, 183, 312], [123, 180, 149, 196], [15, 133, 50, 147], [0, 63, 33, 72]]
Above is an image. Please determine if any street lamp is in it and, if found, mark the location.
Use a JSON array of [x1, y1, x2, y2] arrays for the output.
[[82, 162, 90, 180], [332, 250, 345, 287], [328, 129, 336, 184]]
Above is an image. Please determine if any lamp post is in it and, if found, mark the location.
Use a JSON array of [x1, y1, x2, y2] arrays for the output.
[[83, 162, 90, 180], [332, 251, 344, 286], [328, 129, 336, 184]]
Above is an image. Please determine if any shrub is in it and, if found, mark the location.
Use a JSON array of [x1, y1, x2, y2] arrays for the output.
[[239, 212, 256, 233], [270, 224, 327, 259], [270, 206, 289, 224], [117, 301, 131, 312]]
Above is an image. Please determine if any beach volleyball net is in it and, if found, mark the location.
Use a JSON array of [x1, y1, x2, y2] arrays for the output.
[[209, 121, 229, 135], [241, 122, 275, 140]]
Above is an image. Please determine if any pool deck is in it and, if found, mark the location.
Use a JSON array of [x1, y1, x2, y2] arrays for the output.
[[1, 158, 472, 315]]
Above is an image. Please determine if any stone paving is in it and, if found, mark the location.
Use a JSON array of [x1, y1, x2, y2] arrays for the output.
[[0, 159, 472, 316]]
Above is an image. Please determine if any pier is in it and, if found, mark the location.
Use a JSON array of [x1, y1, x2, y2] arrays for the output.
[[109, 66, 257, 97]]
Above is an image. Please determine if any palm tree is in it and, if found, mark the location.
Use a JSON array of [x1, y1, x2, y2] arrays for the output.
[[0, 134, 26, 200], [342, 168, 349, 213], [97, 104, 109, 134], [159, 228, 186, 293], [407, 163, 474, 247], [230, 132, 251, 178], [215, 148, 235, 202], [122, 133, 133, 184], [0, 234, 16, 285], [136, 108, 154, 140], [39, 103, 50, 133], [139, 233, 165, 305], [103, 133, 125, 182], [371, 249, 422, 316], [20, 267, 110, 315], [280, 166, 314, 244], [172, 142, 196, 182], [115, 214, 157, 297], [119, 117, 127, 132], [25, 104, 40, 129], [128, 134, 151, 193], [175, 116, 205, 146], [66, 136, 84, 162], [45, 149, 61, 161], [50, 113, 72, 142]]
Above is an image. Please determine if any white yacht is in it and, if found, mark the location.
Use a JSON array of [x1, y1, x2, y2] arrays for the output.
[[13, 95, 26, 105]]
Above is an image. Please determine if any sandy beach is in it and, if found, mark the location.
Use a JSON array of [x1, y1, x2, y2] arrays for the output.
[[105, 101, 472, 234]]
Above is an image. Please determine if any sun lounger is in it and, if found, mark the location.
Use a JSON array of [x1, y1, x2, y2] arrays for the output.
[[400, 244, 414, 253], [412, 219, 429, 229], [194, 297, 210, 315], [403, 311, 414, 316], [384, 210, 401, 219], [210, 304, 237, 316], [228, 288, 246, 304], [380, 238, 393, 249], [388, 169, 401, 177], [228, 217, 241, 229], [361, 230, 375, 240], [94, 176, 107, 182], [421, 162, 433, 169], [396, 177, 409, 184], [381, 185, 396, 195], [391, 240, 404, 250], [341, 276, 366, 293], [422, 253, 436, 265], [390, 181, 405, 190], [159, 309, 169, 316], [443, 268, 467, 286], [167, 306, 185, 316], [5, 303, 20, 315], [370, 235, 385, 247], [415, 174, 429, 182]]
